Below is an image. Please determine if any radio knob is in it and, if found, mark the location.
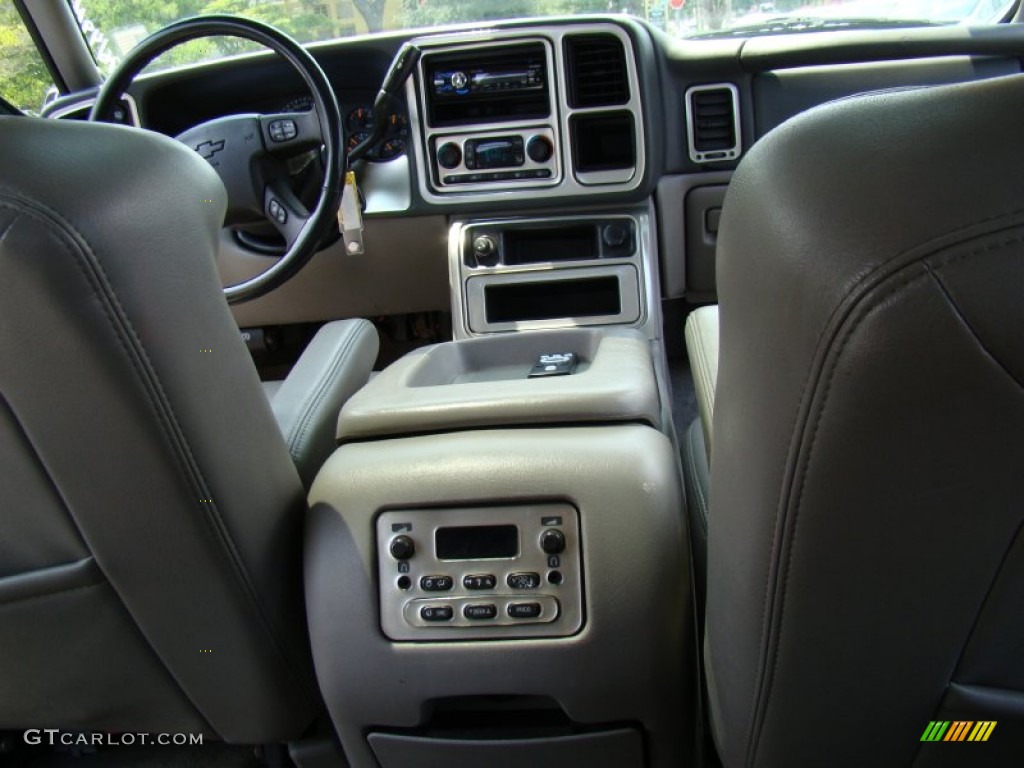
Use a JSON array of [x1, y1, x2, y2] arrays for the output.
[[540, 529, 566, 554], [390, 535, 415, 560], [472, 234, 498, 264], [527, 135, 553, 163], [437, 142, 462, 169]]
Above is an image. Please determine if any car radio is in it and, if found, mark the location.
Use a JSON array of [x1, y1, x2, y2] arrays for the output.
[[377, 503, 583, 641], [432, 62, 544, 98]]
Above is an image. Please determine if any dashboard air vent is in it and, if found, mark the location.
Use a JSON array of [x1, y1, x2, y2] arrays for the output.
[[564, 34, 630, 108], [685, 84, 741, 164]]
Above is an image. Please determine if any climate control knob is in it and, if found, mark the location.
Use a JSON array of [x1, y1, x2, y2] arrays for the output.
[[527, 135, 553, 163], [437, 142, 462, 169]]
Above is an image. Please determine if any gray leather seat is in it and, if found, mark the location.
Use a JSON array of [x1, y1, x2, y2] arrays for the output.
[[0, 116, 371, 742], [704, 75, 1024, 765]]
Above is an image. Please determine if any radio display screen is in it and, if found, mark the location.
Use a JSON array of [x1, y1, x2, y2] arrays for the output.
[[466, 136, 524, 169], [436, 525, 519, 560]]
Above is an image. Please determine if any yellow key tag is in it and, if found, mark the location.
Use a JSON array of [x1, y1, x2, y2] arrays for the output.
[[339, 170, 364, 255]]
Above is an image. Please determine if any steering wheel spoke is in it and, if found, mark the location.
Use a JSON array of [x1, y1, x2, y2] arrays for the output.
[[90, 15, 344, 304], [259, 111, 323, 155], [264, 180, 311, 251]]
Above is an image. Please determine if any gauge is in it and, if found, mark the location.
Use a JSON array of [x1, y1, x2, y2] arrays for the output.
[[346, 105, 374, 133], [281, 94, 314, 112], [343, 104, 410, 161], [378, 138, 406, 160], [347, 130, 373, 154]]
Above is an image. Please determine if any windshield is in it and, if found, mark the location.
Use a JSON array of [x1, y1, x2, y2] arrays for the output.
[[70, 0, 1017, 72]]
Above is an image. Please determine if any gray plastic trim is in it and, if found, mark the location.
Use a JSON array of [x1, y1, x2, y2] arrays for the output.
[[449, 205, 660, 340], [306, 425, 692, 768]]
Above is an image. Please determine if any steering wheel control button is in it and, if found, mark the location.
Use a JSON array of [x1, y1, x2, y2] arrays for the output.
[[268, 199, 288, 226], [507, 602, 542, 619], [389, 535, 415, 560], [420, 575, 453, 592], [463, 604, 498, 620], [268, 119, 297, 142], [540, 529, 566, 554], [507, 572, 541, 590], [420, 605, 453, 622], [463, 574, 497, 591]]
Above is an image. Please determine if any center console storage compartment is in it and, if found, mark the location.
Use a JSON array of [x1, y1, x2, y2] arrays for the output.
[[337, 327, 660, 440]]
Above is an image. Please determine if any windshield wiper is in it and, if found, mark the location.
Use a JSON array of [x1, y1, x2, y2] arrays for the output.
[[690, 16, 949, 39]]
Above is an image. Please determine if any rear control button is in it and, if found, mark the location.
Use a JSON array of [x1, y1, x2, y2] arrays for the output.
[[463, 574, 497, 590], [507, 602, 542, 619], [420, 575, 453, 592], [420, 605, 453, 622], [507, 572, 541, 590], [463, 604, 498, 620]]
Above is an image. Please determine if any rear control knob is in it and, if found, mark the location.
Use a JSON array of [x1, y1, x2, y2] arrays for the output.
[[540, 529, 566, 554], [437, 142, 462, 169], [527, 135, 553, 163], [389, 535, 415, 560], [472, 234, 498, 266]]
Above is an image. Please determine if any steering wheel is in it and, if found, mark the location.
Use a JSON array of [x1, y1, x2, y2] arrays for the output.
[[90, 15, 344, 305]]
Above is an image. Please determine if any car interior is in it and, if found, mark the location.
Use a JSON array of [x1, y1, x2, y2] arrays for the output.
[[1, 0, 1023, 766]]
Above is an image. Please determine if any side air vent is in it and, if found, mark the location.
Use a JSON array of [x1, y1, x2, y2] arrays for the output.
[[685, 84, 740, 164], [564, 34, 630, 108]]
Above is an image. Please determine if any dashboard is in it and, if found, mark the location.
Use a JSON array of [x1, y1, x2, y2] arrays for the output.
[[39, 16, 1024, 329]]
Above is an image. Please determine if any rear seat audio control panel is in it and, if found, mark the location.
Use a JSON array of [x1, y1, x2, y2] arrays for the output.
[[377, 503, 583, 640]]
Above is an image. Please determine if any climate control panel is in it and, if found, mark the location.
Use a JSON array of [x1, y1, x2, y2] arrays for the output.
[[377, 503, 582, 641], [430, 127, 560, 190]]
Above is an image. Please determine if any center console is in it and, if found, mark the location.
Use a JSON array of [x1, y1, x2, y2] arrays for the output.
[[304, 329, 692, 768]]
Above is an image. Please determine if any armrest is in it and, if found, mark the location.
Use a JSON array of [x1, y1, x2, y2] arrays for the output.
[[269, 319, 378, 488], [684, 305, 719, 460]]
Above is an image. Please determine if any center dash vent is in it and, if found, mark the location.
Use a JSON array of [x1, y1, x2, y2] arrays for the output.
[[685, 84, 741, 164], [564, 34, 630, 109]]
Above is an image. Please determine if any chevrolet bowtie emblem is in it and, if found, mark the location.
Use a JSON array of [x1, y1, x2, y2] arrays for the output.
[[194, 140, 225, 159]]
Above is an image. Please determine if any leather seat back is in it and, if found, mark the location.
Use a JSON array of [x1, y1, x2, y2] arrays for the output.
[[0, 117, 316, 742], [705, 75, 1024, 766]]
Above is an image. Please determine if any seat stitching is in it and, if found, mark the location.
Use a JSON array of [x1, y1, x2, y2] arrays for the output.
[[0, 195, 315, 714], [285, 323, 363, 457], [751, 232, 1024, 765], [926, 266, 1024, 393]]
